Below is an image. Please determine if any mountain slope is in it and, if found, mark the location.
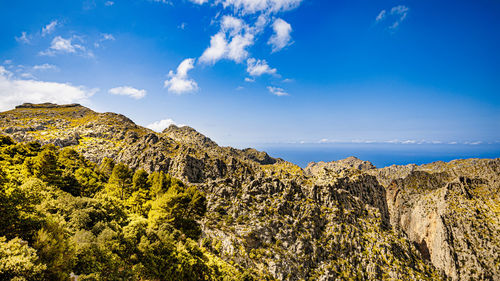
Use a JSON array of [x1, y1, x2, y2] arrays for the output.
[[0, 103, 277, 184], [2, 103, 498, 280]]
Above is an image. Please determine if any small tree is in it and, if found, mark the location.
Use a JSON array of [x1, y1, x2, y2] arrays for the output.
[[107, 163, 132, 200], [99, 157, 115, 180], [32, 147, 61, 186], [128, 169, 150, 214], [148, 185, 206, 239], [148, 171, 171, 198]]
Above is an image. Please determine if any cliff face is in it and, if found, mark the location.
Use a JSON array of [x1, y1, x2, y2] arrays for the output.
[[367, 160, 500, 280], [1, 103, 498, 280]]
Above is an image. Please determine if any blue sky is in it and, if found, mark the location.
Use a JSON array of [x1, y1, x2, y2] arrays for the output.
[[1, 0, 499, 147]]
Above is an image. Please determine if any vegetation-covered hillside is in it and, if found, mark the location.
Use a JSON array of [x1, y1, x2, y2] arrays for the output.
[[0, 135, 262, 280]]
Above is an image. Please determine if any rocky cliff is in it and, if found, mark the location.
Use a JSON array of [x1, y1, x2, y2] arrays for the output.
[[1, 103, 498, 280]]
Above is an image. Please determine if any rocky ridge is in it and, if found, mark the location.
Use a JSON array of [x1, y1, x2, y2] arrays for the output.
[[1, 103, 498, 280]]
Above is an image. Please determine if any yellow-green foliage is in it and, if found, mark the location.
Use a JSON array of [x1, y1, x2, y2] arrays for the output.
[[0, 135, 260, 281], [262, 162, 304, 178]]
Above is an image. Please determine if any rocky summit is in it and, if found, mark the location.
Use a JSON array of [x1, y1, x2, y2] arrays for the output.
[[1, 103, 498, 280]]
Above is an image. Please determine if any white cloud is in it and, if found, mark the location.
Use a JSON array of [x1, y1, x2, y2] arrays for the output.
[[146, 118, 184, 132], [267, 86, 288, 96], [268, 18, 292, 52], [40, 36, 91, 57], [227, 33, 254, 62], [33, 63, 58, 71], [376, 10, 386, 22], [244, 77, 255, 82], [108, 86, 146, 99], [221, 15, 244, 35], [0, 66, 97, 111], [15, 32, 30, 44], [42, 20, 58, 37], [187, 0, 303, 87], [50, 36, 78, 53], [200, 16, 257, 65], [200, 32, 228, 64], [220, 0, 303, 15], [246, 58, 276, 76], [164, 58, 198, 94], [166, 0, 302, 14], [189, 0, 208, 4], [199, 24, 254, 64], [105, 1, 114, 6]]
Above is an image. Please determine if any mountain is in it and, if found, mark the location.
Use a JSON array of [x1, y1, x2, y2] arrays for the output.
[[1, 103, 498, 280]]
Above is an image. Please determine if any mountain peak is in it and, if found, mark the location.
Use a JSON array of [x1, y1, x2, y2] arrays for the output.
[[162, 124, 217, 148], [15, 102, 83, 109]]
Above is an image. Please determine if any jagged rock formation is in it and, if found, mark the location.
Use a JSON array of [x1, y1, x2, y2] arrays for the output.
[[307, 156, 500, 280], [367, 160, 500, 280], [1, 103, 498, 280]]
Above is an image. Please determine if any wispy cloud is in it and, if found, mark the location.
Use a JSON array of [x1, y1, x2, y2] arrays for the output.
[[101, 33, 115, 41], [94, 33, 115, 48], [267, 86, 288, 96], [105, 1, 114, 6], [375, 5, 409, 30], [164, 58, 198, 94], [464, 141, 483, 145], [15, 32, 30, 44], [108, 86, 146, 99], [0, 66, 97, 111], [390, 5, 409, 29], [212, 0, 303, 15], [42, 20, 58, 37], [314, 139, 490, 145], [376, 10, 386, 22], [33, 63, 58, 71]]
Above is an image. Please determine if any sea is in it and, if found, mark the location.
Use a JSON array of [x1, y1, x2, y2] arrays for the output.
[[251, 143, 500, 168]]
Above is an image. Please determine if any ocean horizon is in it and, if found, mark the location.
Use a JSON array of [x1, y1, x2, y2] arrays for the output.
[[250, 143, 500, 168]]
